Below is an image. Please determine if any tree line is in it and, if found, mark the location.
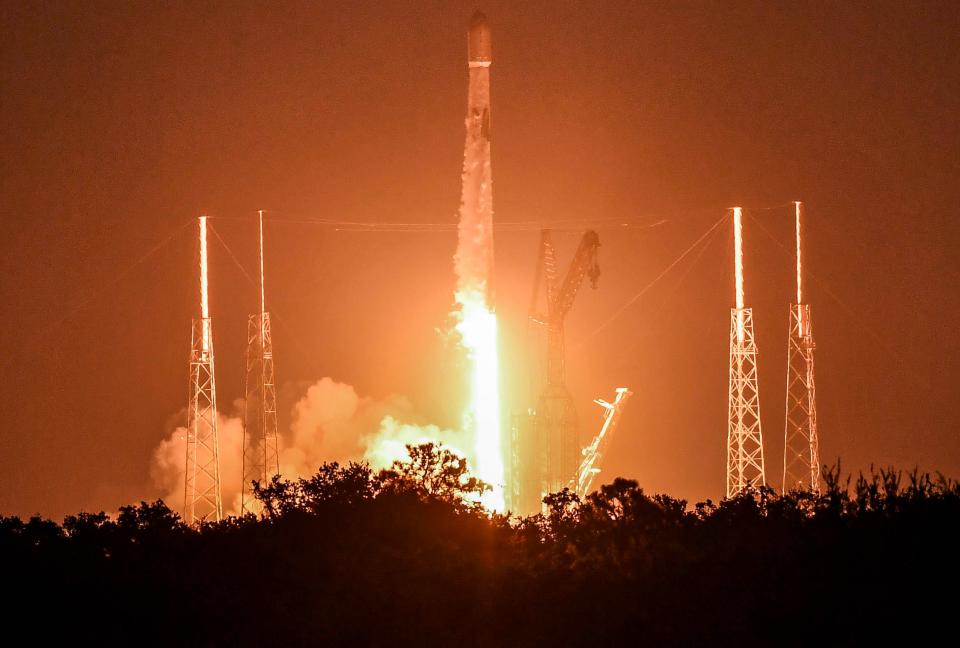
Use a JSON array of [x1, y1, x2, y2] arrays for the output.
[[3, 443, 958, 645]]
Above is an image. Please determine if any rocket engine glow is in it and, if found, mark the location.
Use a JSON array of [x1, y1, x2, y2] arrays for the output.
[[454, 12, 503, 511]]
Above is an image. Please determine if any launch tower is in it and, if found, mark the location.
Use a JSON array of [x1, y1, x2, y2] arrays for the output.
[[184, 216, 222, 523], [573, 387, 632, 499], [726, 207, 766, 497], [241, 211, 280, 515], [782, 201, 821, 492]]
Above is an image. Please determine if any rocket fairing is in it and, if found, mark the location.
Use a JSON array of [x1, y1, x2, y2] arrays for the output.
[[468, 12, 492, 64], [456, 11, 494, 300], [466, 11, 492, 144]]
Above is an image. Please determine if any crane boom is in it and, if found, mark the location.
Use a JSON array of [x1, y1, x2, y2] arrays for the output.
[[574, 387, 632, 498], [521, 229, 602, 504], [551, 230, 600, 322], [529, 230, 600, 388], [528, 230, 558, 325]]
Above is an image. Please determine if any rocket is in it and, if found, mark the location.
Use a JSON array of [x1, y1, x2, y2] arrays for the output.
[[454, 12, 504, 512], [455, 11, 495, 303], [468, 11, 492, 64], [467, 12, 492, 141]]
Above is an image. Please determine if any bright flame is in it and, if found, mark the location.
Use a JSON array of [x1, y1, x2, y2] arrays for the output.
[[198, 215, 211, 353], [733, 206, 745, 342], [795, 201, 803, 306], [454, 288, 503, 510]]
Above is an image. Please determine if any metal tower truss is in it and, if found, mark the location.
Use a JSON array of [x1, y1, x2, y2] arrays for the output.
[[536, 384, 579, 502], [241, 312, 280, 514], [726, 307, 766, 497], [509, 411, 538, 514], [573, 387, 632, 499], [529, 229, 601, 503], [782, 304, 820, 492], [185, 317, 222, 523]]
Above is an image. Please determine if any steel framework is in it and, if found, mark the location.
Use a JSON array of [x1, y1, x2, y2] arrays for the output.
[[508, 411, 538, 514], [573, 387, 632, 498], [726, 207, 765, 497], [185, 216, 222, 523], [240, 212, 280, 514], [727, 308, 766, 496], [529, 229, 600, 503], [782, 202, 820, 492], [241, 312, 280, 514], [782, 305, 820, 492]]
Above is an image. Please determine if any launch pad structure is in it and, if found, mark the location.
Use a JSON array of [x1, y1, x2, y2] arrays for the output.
[[726, 207, 766, 497], [573, 388, 632, 499], [185, 216, 223, 524], [511, 229, 601, 513], [241, 211, 280, 515], [172, 15, 827, 520], [782, 202, 821, 493]]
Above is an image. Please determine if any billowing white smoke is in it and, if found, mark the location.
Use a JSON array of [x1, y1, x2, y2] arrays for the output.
[[279, 378, 404, 479], [150, 399, 246, 516], [150, 378, 461, 517], [362, 416, 469, 468]]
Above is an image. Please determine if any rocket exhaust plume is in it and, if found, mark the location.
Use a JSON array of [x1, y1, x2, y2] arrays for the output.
[[454, 11, 503, 511]]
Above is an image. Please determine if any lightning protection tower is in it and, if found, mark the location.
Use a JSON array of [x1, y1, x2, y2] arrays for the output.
[[241, 211, 280, 515], [782, 201, 821, 492], [726, 207, 766, 497], [185, 215, 222, 523]]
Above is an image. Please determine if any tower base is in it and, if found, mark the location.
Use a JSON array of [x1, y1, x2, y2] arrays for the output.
[[727, 308, 766, 497], [782, 304, 820, 493], [241, 312, 279, 515]]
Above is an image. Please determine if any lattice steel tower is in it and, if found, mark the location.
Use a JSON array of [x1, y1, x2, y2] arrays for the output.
[[241, 211, 280, 515], [185, 216, 222, 523], [782, 201, 821, 492], [726, 207, 766, 497]]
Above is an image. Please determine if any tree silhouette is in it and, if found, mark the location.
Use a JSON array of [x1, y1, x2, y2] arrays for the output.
[[1, 449, 958, 644], [378, 442, 490, 504]]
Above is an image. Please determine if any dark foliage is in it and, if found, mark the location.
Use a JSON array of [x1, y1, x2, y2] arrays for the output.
[[4, 447, 958, 645]]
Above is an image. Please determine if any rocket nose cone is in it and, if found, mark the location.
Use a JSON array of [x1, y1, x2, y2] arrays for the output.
[[468, 11, 491, 63], [470, 10, 488, 29]]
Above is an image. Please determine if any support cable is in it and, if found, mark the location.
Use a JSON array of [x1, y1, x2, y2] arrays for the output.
[[0, 220, 193, 372], [580, 213, 730, 342], [744, 211, 904, 363]]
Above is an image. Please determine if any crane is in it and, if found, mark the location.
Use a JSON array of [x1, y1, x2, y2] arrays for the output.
[[572, 387, 632, 498], [528, 229, 601, 500]]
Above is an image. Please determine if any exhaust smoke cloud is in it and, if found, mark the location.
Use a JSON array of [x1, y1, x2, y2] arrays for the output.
[[151, 378, 463, 517]]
